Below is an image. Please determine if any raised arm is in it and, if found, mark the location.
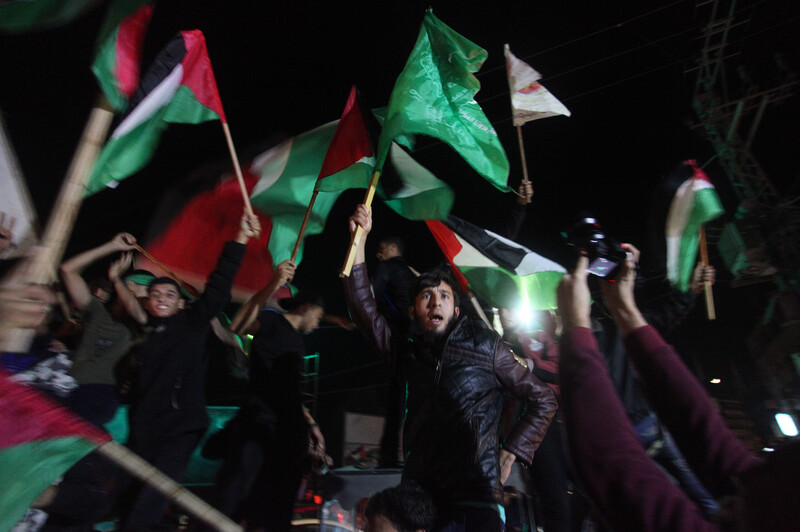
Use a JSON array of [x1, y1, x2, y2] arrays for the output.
[[558, 253, 719, 531], [602, 248, 760, 494], [60, 233, 137, 311], [190, 211, 261, 324], [342, 205, 396, 367], [108, 252, 148, 325], [230, 259, 295, 336]]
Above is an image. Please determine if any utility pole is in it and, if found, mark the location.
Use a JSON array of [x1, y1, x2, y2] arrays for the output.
[[690, 0, 800, 443]]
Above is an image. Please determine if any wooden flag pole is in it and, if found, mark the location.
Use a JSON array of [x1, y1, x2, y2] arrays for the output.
[[468, 290, 493, 329], [2, 99, 115, 352], [290, 189, 319, 263], [221, 122, 255, 217], [698, 226, 716, 320], [515, 124, 531, 186], [340, 169, 382, 277], [133, 243, 184, 283], [96, 442, 242, 532]]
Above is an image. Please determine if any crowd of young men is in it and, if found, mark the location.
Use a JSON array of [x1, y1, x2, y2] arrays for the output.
[[5, 188, 792, 532]]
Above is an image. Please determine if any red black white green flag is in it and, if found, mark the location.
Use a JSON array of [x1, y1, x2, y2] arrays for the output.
[[663, 160, 724, 291], [137, 171, 272, 303], [86, 29, 226, 196], [427, 215, 565, 310], [91, 0, 154, 111], [314, 86, 375, 193], [0, 369, 110, 530]]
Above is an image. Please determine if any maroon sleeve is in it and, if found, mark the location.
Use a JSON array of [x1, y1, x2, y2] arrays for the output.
[[495, 340, 557, 464], [342, 262, 397, 373], [561, 327, 718, 532], [624, 326, 763, 494]]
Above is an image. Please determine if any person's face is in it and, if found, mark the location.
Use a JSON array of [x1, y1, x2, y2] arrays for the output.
[[146, 283, 184, 318], [367, 514, 400, 532], [411, 281, 459, 338], [299, 305, 324, 334], [376, 242, 398, 262]]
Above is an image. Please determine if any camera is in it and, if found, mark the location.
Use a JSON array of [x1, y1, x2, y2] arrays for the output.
[[564, 215, 628, 278]]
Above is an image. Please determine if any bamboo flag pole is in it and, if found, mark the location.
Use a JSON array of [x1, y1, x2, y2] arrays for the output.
[[2, 99, 115, 352], [340, 169, 382, 277], [698, 226, 716, 320], [96, 442, 242, 532], [290, 189, 319, 263], [221, 122, 255, 217]]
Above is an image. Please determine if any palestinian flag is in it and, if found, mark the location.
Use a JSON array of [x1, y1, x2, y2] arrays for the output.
[[0, 0, 101, 33], [137, 172, 272, 303], [663, 160, 724, 291], [91, 0, 154, 111], [426, 215, 565, 310], [315, 86, 375, 193], [316, 87, 453, 221], [249, 121, 346, 266], [376, 9, 510, 192], [504, 44, 571, 125], [0, 369, 110, 531], [379, 142, 452, 221], [86, 29, 226, 196], [250, 121, 451, 265]]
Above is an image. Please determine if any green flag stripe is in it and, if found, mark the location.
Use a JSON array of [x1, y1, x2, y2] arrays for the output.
[[86, 84, 220, 196], [0, 437, 98, 531], [460, 266, 563, 310], [92, 26, 126, 110]]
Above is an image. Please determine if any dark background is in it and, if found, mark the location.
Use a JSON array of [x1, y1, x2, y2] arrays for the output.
[[1, 0, 798, 461]]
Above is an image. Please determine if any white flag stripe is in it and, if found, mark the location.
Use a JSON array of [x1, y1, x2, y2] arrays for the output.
[[452, 235, 501, 269], [387, 142, 441, 198], [111, 64, 184, 139], [250, 138, 294, 197], [485, 228, 567, 275], [665, 176, 716, 282]]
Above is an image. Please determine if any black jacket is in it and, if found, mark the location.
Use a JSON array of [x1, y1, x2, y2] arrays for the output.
[[128, 242, 245, 446], [344, 262, 557, 506]]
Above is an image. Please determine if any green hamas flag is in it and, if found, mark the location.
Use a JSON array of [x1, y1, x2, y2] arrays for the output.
[[376, 9, 510, 192]]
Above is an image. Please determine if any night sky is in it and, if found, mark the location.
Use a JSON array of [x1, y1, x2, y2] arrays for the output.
[[1, 0, 798, 453]]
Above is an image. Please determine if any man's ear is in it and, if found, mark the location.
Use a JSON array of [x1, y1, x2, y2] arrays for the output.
[[454, 307, 460, 317], [409, 306, 415, 319], [178, 299, 186, 310]]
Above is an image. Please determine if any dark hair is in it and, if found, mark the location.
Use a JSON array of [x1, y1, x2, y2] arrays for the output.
[[379, 235, 405, 256], [147, 277, 183, 296], [278, 290, 324, 312], [365, 481, 437, 532], [409, 269, 460, 309]]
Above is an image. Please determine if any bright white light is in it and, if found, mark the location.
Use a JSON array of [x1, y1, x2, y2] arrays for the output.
[[514, 305, 535, 331], [710, 378, 721, 384], [762, 447, 775, 452], [775, 413, 799, 437]]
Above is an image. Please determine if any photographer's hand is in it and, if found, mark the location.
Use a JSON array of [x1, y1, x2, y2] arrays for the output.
[[557, 254, 592, 331], [600, 244, 647, 336]]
